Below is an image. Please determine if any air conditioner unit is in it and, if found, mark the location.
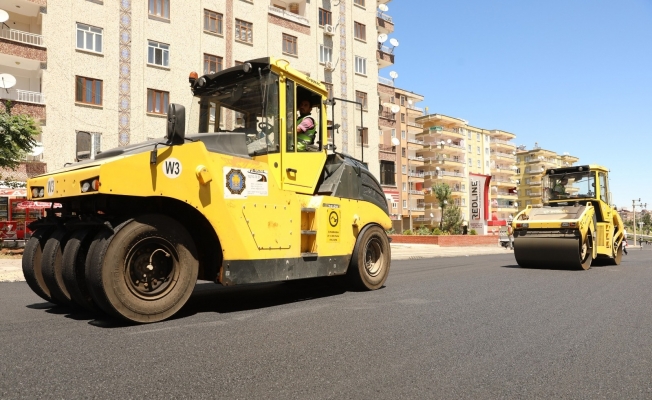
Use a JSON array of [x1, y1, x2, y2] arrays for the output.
[[324, 61, 335, 71], [324, 24, 335, 36]]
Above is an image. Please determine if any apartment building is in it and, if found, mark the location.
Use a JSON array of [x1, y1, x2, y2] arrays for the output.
[[488, 129, 518, 225], [377, 82, 424, 232], [515, 143, 579, 210], [415, 114, 500, 233], [1, 0, 396, 180]]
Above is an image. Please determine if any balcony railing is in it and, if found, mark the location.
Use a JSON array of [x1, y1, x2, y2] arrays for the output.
[[407, 104, 424, 113], [379, 44, 394, 54], [414, 216, 430, 222], [2, 89, 46, 104], [408, 171, 425, 178], [407, 138, 424, 145], [378, 76, 394, 86], [268, 5, 310, 26], [408, 190, 424, 195], [407, 121, 423, 129], [380, 108, 396, 120], [437, 171, 464, 178], [409, 206, 425, 211], [379, 144, 396, 153], [408, 155, 424, 162], [492, 152, 516, 160], [376, 11, 393, 23], [490, 138, 516, 147], [0, 28, 44, 47]]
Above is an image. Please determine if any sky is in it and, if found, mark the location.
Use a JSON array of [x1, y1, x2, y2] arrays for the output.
[[385, 0, 652, 211]]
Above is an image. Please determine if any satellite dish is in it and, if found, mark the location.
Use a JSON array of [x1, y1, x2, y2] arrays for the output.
[[0, 9, 8, 23], [391, 137, 400, 146], [389, 38, 400, 47], [389, 71, 398, 79], [447, 139, 452, 144], [408, 99, 413, 105], [390, 105, 400, 114], [0, 73, 17, 91], [430, 213, 434, 218], [377, 33, 388, 43], [378, 4, 389, 12]]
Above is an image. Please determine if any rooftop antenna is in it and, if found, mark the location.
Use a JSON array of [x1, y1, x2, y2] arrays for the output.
[[389, 38, 399, 53], [0, 10, 10, 30], [0, 73, 16, 94], [389, 70, 398, 84]]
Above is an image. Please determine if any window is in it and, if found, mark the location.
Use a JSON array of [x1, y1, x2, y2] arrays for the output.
[[400, 96, 405, 106], [401, 130, 406, 139], [147, 89, 169, 114], [148, 41, 169, 67], [355, 91, 367, 110], [400, 113, 405, 123], [354, 0, 365, 6], [477, 160, 481, 167], [148, 0, 169, 19], [319, 8, 332, 26], [203, 54, 223, 74], [204, 10, 223, 34], [391, 129, 396, 138], [486, 160, 490, 167], [403, 200, 407, 208], [282, 34, 298, 55], [401, 147, 406, 157], [477, 146, 480, 155], [380, 161, 395, 185], [468, 145, 472, 152], [354, 22, 366, 41], [354, 56, 367, 75], [401, 165, 406, 173], [468, 158, 472, 166], [319, 45, 332, 63], [76, 23, 103, 53], [235, 19, 253, 43], [76, 131, 102, 161], [75, 76, 102, 105], [402, 183, 406, 192], [323, 82, 333, 99], [477, 133, 481, 141], [392, 202, 398, 209], [485, 147, 489, 154], [355, 127, 368, 146]]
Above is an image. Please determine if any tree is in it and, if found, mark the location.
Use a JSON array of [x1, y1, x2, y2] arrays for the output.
[[442, 204, 464, 234], [0, 102, 39, 184], [432, 182, 452, 230]]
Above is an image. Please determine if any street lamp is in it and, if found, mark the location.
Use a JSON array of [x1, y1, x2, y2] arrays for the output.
[[632, 199, 647, 247]]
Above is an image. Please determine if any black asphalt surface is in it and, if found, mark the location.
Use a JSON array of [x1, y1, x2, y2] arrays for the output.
[[2, 249, 652, 399]]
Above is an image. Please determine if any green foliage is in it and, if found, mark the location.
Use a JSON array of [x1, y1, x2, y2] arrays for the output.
[[469, 229, 478, 235], [415, 225, 431, 235], [442, 204, 463, 234], [402, 229, 413, 235], [431, 182, 452, 229], [432, 227, 443, 235], [0, 105, 39, 171], [385, 227, 396, 235]]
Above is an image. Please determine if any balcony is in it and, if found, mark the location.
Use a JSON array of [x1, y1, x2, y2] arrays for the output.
[[525, 168, 545, 175], [378, 76, 394, 87], [490, 138, 516, 148], [491, 151, 516, 161], [408, 155, 424, 162], [406, 138, 424, 146], [0, 28, 44, 47], [377, 46, 395, 69], [408, 189, 424, 196], [419, 126, 465, 140], [376, 12, 394, 34], [408, 171, 425, 178], [268, 4, 310, 26], [2, 89, 45, 105], [407, 121, 423, 129]]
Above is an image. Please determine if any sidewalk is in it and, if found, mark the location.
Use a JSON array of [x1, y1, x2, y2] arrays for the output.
[[0, 244, 513, 283]]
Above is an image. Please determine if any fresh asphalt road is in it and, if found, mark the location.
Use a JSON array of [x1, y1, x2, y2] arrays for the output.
[[2, 250, 652, 399]]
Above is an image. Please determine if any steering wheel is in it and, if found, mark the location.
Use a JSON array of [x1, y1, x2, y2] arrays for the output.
[[258, 121, 274, 135]]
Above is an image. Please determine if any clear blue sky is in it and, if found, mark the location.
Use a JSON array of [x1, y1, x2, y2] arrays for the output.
[[385, 0, 652, 211]]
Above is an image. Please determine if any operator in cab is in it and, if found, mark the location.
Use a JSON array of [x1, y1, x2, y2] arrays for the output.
[[552, 176, 568, 198], [296, 97, 316, 151]]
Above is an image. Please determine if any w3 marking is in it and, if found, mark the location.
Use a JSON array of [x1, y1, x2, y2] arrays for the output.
[[162, 158, 182, 178], [47, 177, 55, 196]]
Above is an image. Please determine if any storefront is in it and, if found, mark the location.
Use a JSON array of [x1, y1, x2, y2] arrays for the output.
[[0, 188, 50, 240]]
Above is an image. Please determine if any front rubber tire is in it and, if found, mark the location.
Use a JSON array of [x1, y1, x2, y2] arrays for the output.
[[41, 227, 73, 305], [22, 227, 55, 303], [62, 228, 100, 311], [86, 215, 198, 323], [347, 225, 391, 290]]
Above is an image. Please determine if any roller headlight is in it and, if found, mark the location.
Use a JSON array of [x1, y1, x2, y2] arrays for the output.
[[80, 177, 100, 193], [31, 187, 44, 198]]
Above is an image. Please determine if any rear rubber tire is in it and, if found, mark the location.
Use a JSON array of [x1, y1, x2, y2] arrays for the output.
[[86, 215, 198, 323], [347, 225, 391, 290], [579, 230, 594, 270], [41, 227, 73, 305], [62, 228, 100, 311], [609, 241, 623, 266], [22, 227, 55, 303]]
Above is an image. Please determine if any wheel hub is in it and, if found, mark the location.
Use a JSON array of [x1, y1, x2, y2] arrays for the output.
[[364, 238, 383, 277], [125, 239, 176, 298]]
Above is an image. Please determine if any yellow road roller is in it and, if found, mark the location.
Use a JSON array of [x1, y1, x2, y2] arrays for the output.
[[512, 165, 624, 270], [22, 57, 392, 323]]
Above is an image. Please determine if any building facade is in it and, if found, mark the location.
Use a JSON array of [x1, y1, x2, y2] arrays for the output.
[[515, 143, 579, 210], [1, 0, 396, 180]]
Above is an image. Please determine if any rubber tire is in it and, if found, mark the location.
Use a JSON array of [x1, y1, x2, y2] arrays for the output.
[[22, 227, 55, 303], [61, 227, 101, 311], [347, 225, 391, 290], [41, 227, 74, 305], [579, 230, 594, 271], [86, 215, 199, 323], [609, 241, 623, 266]]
